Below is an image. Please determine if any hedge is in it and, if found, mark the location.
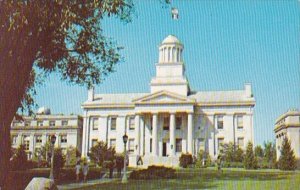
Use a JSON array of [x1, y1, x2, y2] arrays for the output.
[[129, 165, 176, 180]]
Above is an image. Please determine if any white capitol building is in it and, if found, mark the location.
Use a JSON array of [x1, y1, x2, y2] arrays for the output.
[[81, 35, 255, 166]]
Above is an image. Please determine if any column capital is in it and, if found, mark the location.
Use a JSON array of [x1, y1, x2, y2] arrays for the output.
[[151, 112, 159, 116], [169, 111, 176, 115]]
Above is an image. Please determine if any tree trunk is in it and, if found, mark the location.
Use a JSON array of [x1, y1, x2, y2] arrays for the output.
[[0, 28, 38, 189]]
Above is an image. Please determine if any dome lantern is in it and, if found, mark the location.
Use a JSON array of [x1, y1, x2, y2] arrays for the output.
[[159, 35, 183, 63]]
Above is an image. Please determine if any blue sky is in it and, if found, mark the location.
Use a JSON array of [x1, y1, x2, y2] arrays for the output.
[[35, 1, 300, 145]]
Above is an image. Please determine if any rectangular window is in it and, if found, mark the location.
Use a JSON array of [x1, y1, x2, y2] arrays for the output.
[[49, 121, 55, 127], [150, 117, 153, 131], [23, 136, 30, 151], [12, 136, 17, 145], [35, 135, 42, 144], [176, 116, 182, 130], [128, 139, 135, 153], [237, 137, 244, 147], [217, 116, 224, 129], [176, 138, 182, 153], [92, 117, 98, 130], [110, 139, 116, 148], [237, 115, 243, 129], [37, 121, 43, 127], [150, 138, 152, 153], [217, 138, 224, 149], [129, 117, 135, 130], [25, 122, 30, 127], [62, 120, 68, 126], [163, 117, 169, 130], [110, 117, 117, 130], [61, 135, 67, 143], [91, 139, 98, 147]]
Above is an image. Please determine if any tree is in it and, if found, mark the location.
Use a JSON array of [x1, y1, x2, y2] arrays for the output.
[[195, 150, 211, 168], [234, 147, 244, 162], [244, 142, 258, 169], [53, 148, 66, 180], [254, 145, 264, 158], [278, 137, 296, 171], [0, 1, 169, 188], [89, 141, 115, 167], [263, 141, 277, 168], [65, 146, 81, 166], [10, 145, 28, 171]]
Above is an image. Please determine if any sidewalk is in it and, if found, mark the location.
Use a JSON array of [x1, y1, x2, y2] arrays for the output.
[[57, 178, 118, 190]]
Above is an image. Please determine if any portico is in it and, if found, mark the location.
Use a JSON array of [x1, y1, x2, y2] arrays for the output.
[[81, 35, 255, 167]]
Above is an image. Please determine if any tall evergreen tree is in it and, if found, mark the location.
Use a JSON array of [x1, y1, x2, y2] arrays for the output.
[[278, 137, 296, 170], [244, 142, 258, 169]]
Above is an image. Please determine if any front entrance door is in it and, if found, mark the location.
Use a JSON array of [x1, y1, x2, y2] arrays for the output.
[[162, 142, 167, 157]]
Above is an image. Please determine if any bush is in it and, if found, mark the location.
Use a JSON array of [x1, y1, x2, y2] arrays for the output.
[[129, 165, 176, 180], [179, 154, 193, 168], [65, 146, 81, 166], [53, 148, 66, 180], [195, 150, 211, 168]]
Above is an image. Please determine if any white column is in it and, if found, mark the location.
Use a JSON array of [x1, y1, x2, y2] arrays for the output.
[[135, 114, 140, 155], [81, 116, 87, 157], [152, 113, 158, 156], [140, 116, 145, 155], [170, 113, 176, 156], [187, 113, 193, 154]]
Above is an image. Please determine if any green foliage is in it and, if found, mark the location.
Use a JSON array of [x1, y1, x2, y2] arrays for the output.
[[244, 142, 258, 169], [263, 141, 277, 168], [65, 146, 81, 166], [195, 150, 211, 168], [10, 145, 28, 170], [222, 162, 244, 168], [278, 137, 296, 171], [89, 141, 116, 167], [129, 165, 176, 180], [179, 153, 193, 168], [254, 145, 264, 158], [219, 142, 244, 163]]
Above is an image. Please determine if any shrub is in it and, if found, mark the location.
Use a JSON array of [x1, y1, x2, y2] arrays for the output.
[[129, 165, 175, 180], [222, 162, 244, 168], [179, 154, 193, 168], [89, 141, 115, 167], [244, 142, 258, 169], [65, 146, 81, 166], [278, 137, 296, 171], [195, 150, 211, 168]]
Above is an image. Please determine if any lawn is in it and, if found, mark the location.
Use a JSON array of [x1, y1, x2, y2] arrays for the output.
[[77, 168, 300, 190]]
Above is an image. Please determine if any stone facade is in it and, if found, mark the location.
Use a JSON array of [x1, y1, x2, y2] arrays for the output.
[[81, 35, 255, 166], [275, 109, 300, 159], [11, 111, 83, 159]]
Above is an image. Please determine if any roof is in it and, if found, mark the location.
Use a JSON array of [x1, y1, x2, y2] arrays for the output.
[[189, 90, 255, 105], [275, 109, 300, 124], [161, 35, 182, 45], [82, 90, 255, 108]]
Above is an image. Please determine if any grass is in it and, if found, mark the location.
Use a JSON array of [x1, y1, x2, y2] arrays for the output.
[[76, 167, 300, 190]]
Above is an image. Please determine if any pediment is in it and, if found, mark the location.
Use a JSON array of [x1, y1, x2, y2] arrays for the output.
[[133, 90, 195, 104]]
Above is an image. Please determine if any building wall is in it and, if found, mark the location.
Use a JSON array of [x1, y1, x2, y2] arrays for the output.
[[82, 104, 254, 164], [11, 115, 83, 159]]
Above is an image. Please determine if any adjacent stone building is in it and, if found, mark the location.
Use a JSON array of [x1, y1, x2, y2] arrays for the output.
[[11, 107, 83, 159], [81, 35, 256, 166], [275, 109, 300, 159]]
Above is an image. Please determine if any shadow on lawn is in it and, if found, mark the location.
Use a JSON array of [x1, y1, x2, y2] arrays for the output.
[[176, 168, 292, 182]]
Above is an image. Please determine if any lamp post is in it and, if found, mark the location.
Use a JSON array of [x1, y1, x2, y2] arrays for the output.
[[49, 135, 56, 180], [122, 133, 128, 183]]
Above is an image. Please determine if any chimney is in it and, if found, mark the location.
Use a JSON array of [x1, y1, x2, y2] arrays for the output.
[[88, 86, 94, 101], [244, 83, 252, 98]]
